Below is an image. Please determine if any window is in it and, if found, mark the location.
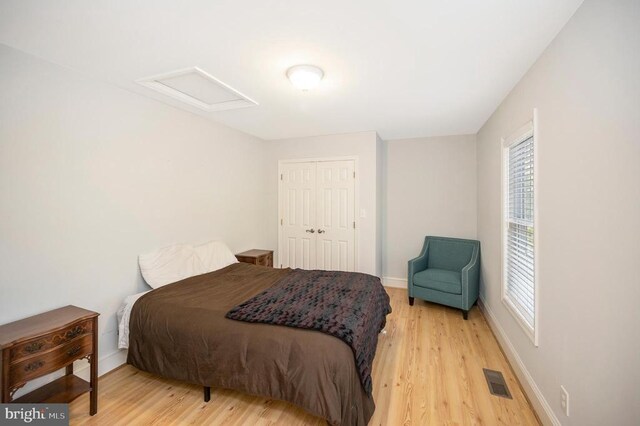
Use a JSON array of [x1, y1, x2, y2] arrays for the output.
[[502, 113, 538, 346]]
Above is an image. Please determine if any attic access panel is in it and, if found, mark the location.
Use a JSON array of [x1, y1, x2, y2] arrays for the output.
[[136, 67, 258, 112]]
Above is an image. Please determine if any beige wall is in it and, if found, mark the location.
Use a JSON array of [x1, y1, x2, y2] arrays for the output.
[[0, 45, 268, 384], [263, 132, 381, 276], [476, 1, 640, 424], [383, 135, 477, 282], [376, 133, 384, 278]]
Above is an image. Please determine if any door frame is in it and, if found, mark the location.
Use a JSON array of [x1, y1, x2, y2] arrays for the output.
[[277, 156, 360, 271]]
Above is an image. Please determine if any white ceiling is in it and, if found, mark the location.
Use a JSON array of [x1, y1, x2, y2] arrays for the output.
[[0, 0, 583, 140]]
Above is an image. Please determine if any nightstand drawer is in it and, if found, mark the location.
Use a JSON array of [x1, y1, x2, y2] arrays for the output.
[[10, 319, 93, 363], [9, 334, 93, 387], [256, 254, 271, 266]]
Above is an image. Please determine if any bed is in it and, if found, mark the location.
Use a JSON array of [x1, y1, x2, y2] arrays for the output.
[[118, 259, 390, 426]]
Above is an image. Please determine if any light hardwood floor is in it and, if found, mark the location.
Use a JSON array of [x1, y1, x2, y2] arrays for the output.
[[69, 288, 539, 425]]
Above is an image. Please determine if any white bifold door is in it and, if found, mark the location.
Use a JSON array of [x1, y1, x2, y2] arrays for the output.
[[279, 160, 356, 272]]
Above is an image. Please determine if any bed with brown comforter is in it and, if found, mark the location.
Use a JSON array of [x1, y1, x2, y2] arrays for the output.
[[127, 262, 390, 426]]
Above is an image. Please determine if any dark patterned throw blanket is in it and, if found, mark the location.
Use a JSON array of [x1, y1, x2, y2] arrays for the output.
[[226, 269, 392, 395]]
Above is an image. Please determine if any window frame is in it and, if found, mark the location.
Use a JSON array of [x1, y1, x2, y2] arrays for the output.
[[501, 108, 539, 347]]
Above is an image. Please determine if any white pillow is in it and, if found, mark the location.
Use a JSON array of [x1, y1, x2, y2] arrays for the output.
[[139, 244, 205, 289], [194, 240, 238, 273]]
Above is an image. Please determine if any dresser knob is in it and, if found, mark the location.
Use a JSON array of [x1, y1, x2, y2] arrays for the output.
[[24, 361, 44, 372], [24, 341, 44, 353], [67, 346, 82, 357], [65, 326, 83, 340]]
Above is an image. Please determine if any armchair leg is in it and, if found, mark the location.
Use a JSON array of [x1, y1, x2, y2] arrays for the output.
[[204, 386, 211, 402], [462, 310, 469, 320], [408, 297, 414, 306]]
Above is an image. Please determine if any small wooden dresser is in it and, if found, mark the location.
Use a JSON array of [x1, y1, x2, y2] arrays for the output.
[[0, 305, 99, 415], [236, 249, 274, 267]]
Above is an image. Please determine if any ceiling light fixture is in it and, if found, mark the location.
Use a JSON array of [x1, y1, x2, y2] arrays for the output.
[[286, 65, 324, 91]]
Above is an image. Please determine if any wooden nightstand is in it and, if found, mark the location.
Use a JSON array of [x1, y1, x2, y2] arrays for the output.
[[0, 305, 99, 415], [236, 249, 274, 267]]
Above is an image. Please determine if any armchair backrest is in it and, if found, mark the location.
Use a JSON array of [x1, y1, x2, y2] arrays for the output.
[[426, 236, 479, 272]]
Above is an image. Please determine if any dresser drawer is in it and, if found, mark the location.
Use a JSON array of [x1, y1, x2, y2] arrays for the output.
[[10, 319, 93, 363], [9, 334, 93, 387]]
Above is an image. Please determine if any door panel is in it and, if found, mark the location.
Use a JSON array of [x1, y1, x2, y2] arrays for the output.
[[280, 162, 316, 269], [315, 160, 356, 272]]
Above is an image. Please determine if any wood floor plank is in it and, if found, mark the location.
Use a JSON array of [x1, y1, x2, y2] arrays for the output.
[[69, 288, 539, 425]]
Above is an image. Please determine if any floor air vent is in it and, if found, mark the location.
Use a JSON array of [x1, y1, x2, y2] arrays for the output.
[[483, 368, 512, 399]]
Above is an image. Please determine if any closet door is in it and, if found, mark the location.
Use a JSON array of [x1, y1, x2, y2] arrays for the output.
[[280, 162, 317, 269], [315, 160, 356, 272]]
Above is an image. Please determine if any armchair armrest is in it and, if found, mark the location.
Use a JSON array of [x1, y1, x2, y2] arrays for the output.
[[407, 238, 430, 296], [461, 244, 480, 310]]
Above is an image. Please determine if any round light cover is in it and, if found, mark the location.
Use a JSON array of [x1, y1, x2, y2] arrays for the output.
[[286, 65, 324, 91]]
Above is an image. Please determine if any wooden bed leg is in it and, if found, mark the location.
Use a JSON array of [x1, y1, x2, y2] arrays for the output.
[[203, 386, 211, 402]]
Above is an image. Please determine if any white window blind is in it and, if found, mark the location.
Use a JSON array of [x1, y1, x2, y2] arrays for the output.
[[503, 118, 537, 344]]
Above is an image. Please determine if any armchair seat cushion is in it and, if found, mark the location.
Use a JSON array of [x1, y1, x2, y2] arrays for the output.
[[413, 268, 462, 295]]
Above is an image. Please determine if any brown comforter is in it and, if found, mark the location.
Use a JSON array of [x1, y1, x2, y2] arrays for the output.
[[127, 263, 376, 425], [226, 268, 391, 395]]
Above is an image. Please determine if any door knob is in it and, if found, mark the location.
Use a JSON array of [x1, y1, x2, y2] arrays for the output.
[[317, 229, 325, 234], [305, 228, 316, 233]]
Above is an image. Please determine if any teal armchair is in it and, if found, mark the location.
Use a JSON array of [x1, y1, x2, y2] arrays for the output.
[[408, 236, 480, 320]]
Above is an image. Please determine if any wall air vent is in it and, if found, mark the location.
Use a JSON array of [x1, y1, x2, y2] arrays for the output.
[[136, 67, 258, 112]]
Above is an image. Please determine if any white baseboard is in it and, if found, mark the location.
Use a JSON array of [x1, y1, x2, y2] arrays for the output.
[[382, 276, 407, 288], [478, 297, 560, 426]]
